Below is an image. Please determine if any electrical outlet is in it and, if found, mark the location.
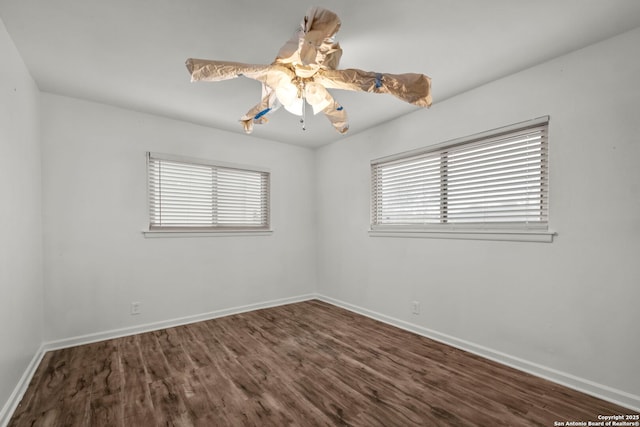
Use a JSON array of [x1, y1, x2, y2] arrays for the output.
[[411, 301, 420, 315], [131, 302, 141, 315]]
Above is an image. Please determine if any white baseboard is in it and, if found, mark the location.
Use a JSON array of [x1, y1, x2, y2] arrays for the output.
[[0, 343, 46, 427], [316, 294, 640, 412], [43, 294, 316, 351]]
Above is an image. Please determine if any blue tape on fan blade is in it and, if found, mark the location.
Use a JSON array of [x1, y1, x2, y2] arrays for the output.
[[254, 108, 272, 120], [375, 73, 383, 88]]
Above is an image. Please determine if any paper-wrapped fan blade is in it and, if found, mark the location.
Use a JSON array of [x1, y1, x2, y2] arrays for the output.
[[315, 69, 432, 107], [186, 58, 272, 82]]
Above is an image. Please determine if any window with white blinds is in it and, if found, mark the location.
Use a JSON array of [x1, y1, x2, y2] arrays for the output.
[[371, 117, 549, 232], [147, 153, 270, 231]]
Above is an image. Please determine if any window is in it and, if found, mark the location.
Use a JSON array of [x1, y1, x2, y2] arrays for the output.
[[371, 117, 551, 241], [147, 152, 270, 232]]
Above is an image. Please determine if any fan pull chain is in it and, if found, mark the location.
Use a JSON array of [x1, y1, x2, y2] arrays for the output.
[[297, 79, 307, 131]]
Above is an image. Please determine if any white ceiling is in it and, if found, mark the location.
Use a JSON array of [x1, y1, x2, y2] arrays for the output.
[[2, 1, 640, 148]]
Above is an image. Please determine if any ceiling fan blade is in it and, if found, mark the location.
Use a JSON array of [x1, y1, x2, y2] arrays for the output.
[[320, 98, 348, 134], [239, 84, 281, 134], [186, 58, 272, 82], [315, 69, 432, 108], [274, 6, 343, 74]]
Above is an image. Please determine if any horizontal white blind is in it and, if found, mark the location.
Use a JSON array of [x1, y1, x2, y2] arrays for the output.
[[371, 119, 548, 230], [148, 153, 270, 230]]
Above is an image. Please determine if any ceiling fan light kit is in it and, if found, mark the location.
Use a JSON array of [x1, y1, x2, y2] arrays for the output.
[[186, 6, 432, 134]]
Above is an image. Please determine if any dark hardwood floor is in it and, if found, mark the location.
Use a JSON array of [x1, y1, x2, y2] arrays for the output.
[[9, 299, 635, 426]]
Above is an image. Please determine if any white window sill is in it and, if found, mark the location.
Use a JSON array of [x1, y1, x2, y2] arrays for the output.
[[142, 229, 273, 238], [369, 229, 556, 243]]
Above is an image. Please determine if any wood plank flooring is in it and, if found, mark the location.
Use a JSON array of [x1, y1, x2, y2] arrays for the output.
[[9, 300, 635, 426]]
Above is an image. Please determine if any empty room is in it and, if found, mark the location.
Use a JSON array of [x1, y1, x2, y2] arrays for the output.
[[1, 1, 639, 425]]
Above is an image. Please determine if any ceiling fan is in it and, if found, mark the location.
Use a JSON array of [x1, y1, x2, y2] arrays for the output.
[[186, 6, 432, 134]]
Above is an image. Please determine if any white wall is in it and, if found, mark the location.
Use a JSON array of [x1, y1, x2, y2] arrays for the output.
[[316, 28, 640, 405], [0, 17, 44, 419], [41, 94, 316, 342]]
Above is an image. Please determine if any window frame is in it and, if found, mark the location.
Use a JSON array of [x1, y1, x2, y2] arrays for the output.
[[144, 152, 272, 237], [370, 116, 555, 242]]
